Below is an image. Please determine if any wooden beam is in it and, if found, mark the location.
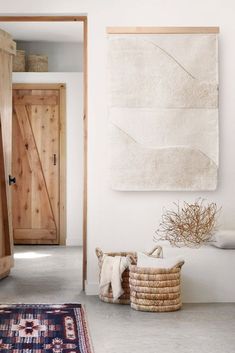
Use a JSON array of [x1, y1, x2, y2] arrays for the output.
[[107, 26, 220, 34], [0, 16, 87, 22]]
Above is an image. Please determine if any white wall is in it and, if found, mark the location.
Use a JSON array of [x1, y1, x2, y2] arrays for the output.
[[2, 0, 235, 302], [16, 41, 83, 72], [13, 72, 83, 246]]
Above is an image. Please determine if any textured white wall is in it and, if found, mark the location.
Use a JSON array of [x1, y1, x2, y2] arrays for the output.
[[2, 0, 235, 301], [13, 72, 83, 246], [16, 41, 83, 72]]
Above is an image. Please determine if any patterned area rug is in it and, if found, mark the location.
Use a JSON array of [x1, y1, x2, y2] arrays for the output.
[[0, 304, 93, 353]]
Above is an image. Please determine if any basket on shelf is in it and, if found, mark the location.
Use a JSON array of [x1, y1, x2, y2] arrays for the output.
[[95, 248, 137, 304], [27, 54, 48, 72], [130, 247, 184, 312], [13, 50, 26, 72]]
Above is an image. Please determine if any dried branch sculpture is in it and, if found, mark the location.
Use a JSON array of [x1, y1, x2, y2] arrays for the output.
[[155, 199, 220, 248]]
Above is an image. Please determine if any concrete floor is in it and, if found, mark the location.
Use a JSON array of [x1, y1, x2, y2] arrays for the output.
[[0, 246, 83, 303], [0, 246, 235, 353]]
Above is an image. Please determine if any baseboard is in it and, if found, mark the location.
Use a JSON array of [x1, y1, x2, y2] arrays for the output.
[[66, 238, 82, 246], [85, 281, 99, 295]]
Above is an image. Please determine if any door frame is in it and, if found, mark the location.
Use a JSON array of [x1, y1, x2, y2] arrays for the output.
[[0, 16, 88, 289], [0, 119, 13, 279], [12, 83, 66, 245]]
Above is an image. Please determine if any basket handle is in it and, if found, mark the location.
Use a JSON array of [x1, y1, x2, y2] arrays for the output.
[[95, 248, 103, 261], [173, 260, 185, 269], [146, 245, 163, 258], [128, 254, 137, 265]]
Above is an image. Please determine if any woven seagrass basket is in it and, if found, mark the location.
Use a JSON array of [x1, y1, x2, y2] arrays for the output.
[[130, 250, 184, 312], [27, 54, 48, 72], [95, 246, 163, 304], [95, 248, 137, 304], [13, 50, 26, 72]]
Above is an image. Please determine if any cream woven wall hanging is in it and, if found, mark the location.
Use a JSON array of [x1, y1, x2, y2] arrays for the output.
[[107, 27, 219, 191]]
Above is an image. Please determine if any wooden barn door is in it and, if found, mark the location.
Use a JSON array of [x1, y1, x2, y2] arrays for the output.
[[0, 120, 13, 278], [12, 84, 66, 245], [0, 28, 16, 279]]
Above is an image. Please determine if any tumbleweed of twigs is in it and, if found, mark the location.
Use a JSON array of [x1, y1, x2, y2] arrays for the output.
[[154, 199, 221, 248]]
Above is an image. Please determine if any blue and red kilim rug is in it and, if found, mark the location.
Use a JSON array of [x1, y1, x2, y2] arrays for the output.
[[0, 304, 93, 353]]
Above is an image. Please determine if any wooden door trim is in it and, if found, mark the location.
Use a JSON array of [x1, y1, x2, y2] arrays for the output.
[[82, 16, 88, 291], [59, 84, 66, 246], [13, 83, 66, 246], [0, 121, 11, 257], [0, 16, 87, 22], [2, 15, 88, 290]]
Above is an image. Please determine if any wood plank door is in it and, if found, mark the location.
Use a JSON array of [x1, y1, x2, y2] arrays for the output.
[[0, 120, 13, 278], [12, 84, 66, 245], [0, 28, 16, 279]]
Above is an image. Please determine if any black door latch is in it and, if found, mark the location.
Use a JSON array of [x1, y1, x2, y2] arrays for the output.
[[9, 175, 16, 185]]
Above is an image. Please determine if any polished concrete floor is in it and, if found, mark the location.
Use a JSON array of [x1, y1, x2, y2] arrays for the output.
[[0, 246, 83, 303], [0, 246, 234, 353]]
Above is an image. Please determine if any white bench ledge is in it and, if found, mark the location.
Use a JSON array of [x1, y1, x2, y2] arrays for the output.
[[160, 244, 235, 303]]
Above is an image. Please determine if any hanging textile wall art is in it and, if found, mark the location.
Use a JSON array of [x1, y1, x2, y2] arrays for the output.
[[107, 28, 219, 191]]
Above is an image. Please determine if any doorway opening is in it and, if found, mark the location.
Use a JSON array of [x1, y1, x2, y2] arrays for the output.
[[0, 16, 88, 290]]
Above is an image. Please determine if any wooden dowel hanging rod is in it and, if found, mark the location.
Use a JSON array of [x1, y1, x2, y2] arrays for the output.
[[107, 27, 220, 34]]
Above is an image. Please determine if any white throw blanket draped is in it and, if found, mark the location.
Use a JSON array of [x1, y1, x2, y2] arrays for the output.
[[99, 255, 131, 300]]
